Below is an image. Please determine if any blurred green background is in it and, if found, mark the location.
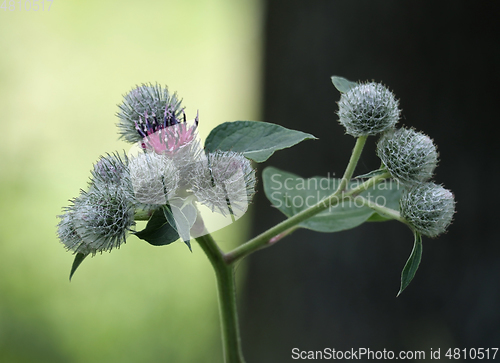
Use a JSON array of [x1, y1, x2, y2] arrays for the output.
[[0, 1, 262, 362]]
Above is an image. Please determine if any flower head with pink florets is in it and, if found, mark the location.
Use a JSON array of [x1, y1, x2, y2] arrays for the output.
[[117, 84, 204, 169]]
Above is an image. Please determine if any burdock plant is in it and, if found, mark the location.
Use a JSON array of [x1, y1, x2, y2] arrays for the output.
[[57, 77, 455, 362]]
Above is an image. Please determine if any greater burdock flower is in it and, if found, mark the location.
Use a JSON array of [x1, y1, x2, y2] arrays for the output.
[[337, 82, 400, 136], [59, 83, 259, 258], [191, 151, 256, 216], [134, 108, 200, 160], [400, 182, 455, 237], [129, 151, 180, 206], [117, 83, 184, 144], [117, 83, 204, 172], [57, 186, 135, 255], [139, 113, 199, 155], [377, 127, 438, 186]]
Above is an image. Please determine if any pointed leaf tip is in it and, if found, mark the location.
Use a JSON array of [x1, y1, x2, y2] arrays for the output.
[[69, 253, 88, 281], [134, 207, 180, 246], [397, 231, 423, 296], [204, 121, 316, 163], [331, 76, 358, 94]]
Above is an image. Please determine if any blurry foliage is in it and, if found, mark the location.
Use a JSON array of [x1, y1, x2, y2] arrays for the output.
[[0, 0, 261, 361]]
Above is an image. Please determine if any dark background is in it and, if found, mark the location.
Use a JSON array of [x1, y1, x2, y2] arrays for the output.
[[240, 1, 500, 362]]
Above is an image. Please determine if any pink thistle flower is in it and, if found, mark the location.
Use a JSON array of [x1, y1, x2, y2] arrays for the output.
[[135, 107, 199, 156]]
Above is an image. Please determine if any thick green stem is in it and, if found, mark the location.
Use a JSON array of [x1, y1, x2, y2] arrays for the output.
[[195, 234, 246, 363], [154, 136, 387, 363], [268, 226, 298, 245], [134, 208, 154, 221]]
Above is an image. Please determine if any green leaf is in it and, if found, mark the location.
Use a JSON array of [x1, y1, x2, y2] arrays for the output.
[[69, 252, 87, 281], [163, 201, 197, 251], [397, 231, 423, 297], [366, 213, 393, 222], [331, 76, 357, 93], [263, 166, 402, 232], [204, 121, 316, 163], [133, 208, 180, 246]]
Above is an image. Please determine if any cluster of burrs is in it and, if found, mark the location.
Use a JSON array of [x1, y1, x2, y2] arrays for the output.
[[57, 84, 256, 256], [337, 81, 455, 237]]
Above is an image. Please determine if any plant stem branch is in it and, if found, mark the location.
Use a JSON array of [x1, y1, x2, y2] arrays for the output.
[[195, 234, 246, 363], [337, 135, 367, 192], [224, 137, 389, 264], [352, 195, 408, 224], [133, 208, 154, 221], [268, 226, 299, 245]]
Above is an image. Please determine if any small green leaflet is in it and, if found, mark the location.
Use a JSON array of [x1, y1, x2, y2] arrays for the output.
[[69, 252, 87, 281], [133, 207, 180, 247], [331, 76, 358, 93], [204, 121, 316, 163], [397, 231, 423, 296], [162, 202, 197, 251]]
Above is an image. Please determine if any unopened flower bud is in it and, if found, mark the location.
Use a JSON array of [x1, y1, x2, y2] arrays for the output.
[[57, 187, 135, 255], [129, 151, 180, 206], [91, 152, 129, 185], [377, 127, 438, 186], [57, 212, 87, 254], [400, 182, 455, 237], [90, 152, 133, 200], [191, 151, 256, 216], [337, 82, 400, 136]]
